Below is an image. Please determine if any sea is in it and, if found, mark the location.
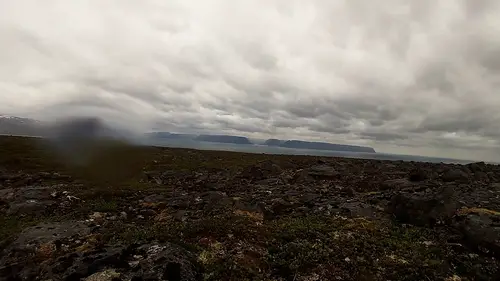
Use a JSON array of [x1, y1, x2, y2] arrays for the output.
[[143, 139, 474, 165]]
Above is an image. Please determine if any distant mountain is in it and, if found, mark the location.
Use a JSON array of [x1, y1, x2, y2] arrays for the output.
[[145, 132, 194, 140], [0, 115, 44, 136], [195, 134, 252, 145], [264, 139, 283, 146], [264, 139, 376, 153]]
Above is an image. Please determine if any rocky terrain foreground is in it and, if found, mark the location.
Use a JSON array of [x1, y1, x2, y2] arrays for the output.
[[1, 136, 500, 281]]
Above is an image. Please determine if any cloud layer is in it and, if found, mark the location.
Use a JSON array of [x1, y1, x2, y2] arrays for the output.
[[1, 0, 500, 161]]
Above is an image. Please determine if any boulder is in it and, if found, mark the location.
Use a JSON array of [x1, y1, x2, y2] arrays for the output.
[[442, 169, 469, 182], [408, 168, 428, 182], [455, 208, 500, 258], [387, 187, 457, 226], [307, 165, 339, 179], [0, 186, 59, 215], [380, 178, 416, 191], [340, 201, 375, 218], [0, 221, 92, 280]]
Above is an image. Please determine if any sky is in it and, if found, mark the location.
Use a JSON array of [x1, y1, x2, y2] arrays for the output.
[[1, 0, 500, 161]]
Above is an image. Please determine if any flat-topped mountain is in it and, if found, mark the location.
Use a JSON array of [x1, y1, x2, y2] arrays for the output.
[[264, 139, 376, 153], [195, 134, 252, 144]]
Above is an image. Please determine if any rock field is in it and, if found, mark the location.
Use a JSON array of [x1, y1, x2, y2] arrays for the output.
[[1, 136, 500, 280]]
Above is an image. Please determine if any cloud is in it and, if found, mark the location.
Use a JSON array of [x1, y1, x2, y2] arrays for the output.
[[1, 0, 500, 161]]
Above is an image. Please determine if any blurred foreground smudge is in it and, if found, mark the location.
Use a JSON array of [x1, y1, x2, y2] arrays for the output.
[[44, 117, 153, 187]]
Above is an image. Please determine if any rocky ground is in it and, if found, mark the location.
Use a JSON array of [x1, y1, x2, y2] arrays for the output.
[[1, 136, 500, 280]]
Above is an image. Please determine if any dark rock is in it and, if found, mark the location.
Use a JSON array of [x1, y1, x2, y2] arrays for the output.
[[0, 186, 61, 215], [388, 187, 457, 226], [467, 162, 485, 173], [456, 211, 500, 258], [474, 171, 489, 182], [300, 193, 321, 207], [291, 169, 313, 183], [12, 221, 91, 246], [201, 191, 227, 203], [270, 198, 292, 214], [55, 246, 130, 281], [240, 161, 282, 181], [173, 210, 187, 222], [342, 187, 355, 197], [380, 178, 416, 191], [255, 177, 283, 185], [143, 194, 166, 203], [0, 221, 92, 279], [13, 242, 203, 281], [408, 168, 428, 182], [6, 200, 56, 215], [339, 202, 375, 218], [296, 206, 309, 213], [140, 209, 157, 217], [130, 243, 202, 281], [442, 169, 469, 182], [307, 165, 339, 179]]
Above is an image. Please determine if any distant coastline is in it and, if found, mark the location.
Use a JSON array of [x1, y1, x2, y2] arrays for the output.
[[146, 132, 376, 153]]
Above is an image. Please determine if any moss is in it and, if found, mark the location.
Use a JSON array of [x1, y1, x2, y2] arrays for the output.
[[0, 215, 45, 245]]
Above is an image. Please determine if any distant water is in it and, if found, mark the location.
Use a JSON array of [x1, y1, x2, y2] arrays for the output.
[[143, 139, 473, 164]]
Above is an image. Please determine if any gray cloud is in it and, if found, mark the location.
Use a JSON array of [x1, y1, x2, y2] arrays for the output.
[[1, 0, 500, 161]]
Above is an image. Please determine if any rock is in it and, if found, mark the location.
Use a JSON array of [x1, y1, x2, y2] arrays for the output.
[[455, 208, 500, 257], [474, 171, 489, 182], [408, 168, 428, 182], [201, 191, 232, 211], [140, 209, 157, 217], [442, 169, 469, 182], [467, 162, 485, 173], [143, 194, 166, 203], [19, 242, 199, 281], [342, 187, 355, 197], [297, 206, 309, 213], [339, 202, 375, 218], [0, 221, 92, 279], [380, 178, 416, 191], [84, 269, 121, 281], [90, 212, 105, 221], [202, 191, 227, 203], [291, 169, 314, 183], [240, 160, 282, 180], [388, 187, 457, 226], [0, 186, 59, 215], [7, 200, 56, 215], [307, 165, 339, 179], [300, 193, 321, 207], [255, 177, 283, 185], [129, 243, 202, 281], [120, 211, 128, 220], [155, 210, 171, 222], [49, 246, 131, 280], [270, 198, 292, 214], [173, 210, 186, 222]]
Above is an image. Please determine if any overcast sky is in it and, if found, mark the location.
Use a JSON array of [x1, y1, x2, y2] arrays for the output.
[[1, 0, 500, 161]]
